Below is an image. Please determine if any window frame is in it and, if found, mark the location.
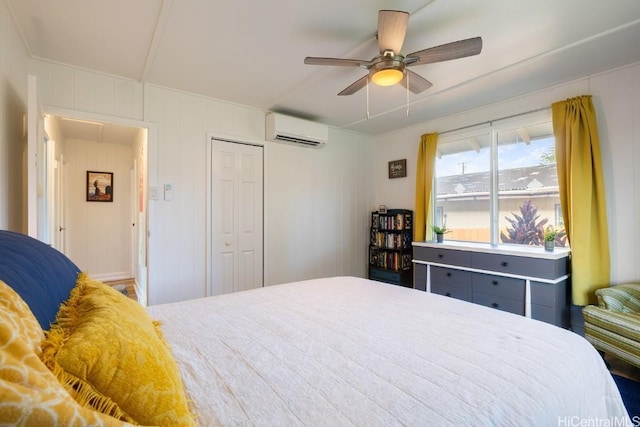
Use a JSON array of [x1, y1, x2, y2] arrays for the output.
[[432, 109, 556, 246]]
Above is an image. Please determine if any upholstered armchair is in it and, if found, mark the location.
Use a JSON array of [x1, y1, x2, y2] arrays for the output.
[[583, 283, 640, 369]]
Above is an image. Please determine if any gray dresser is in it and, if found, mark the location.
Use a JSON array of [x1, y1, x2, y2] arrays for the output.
[[413, 242, 571, 328]]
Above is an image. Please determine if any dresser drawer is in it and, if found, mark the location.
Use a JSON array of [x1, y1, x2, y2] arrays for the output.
[[471, 252, 568, 280], [531, 280, 567, 308], [472, 273, 525, 300], [431, 266, 472, 290], [473, 292, 525, 316], [414, 246, 471, 267], [531, 303, 569, 328], [432, 283, 472, 302]]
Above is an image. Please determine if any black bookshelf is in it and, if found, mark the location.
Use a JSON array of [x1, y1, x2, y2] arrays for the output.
[[368, 209, 413, 287]]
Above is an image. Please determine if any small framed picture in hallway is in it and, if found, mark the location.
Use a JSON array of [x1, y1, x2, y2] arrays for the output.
[[87, 171, 113, 202]]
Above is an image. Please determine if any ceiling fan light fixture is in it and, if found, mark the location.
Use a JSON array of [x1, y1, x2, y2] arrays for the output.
[[371, 68, 404, 86], [303, 9, 483, 97]]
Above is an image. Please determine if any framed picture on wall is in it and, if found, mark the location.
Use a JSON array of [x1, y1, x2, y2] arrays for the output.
[[87, 171, 113, 202], [388, 159, 407, 179]]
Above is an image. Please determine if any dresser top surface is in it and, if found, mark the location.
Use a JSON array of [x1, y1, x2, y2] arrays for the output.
[[413, 240, 571, 260]]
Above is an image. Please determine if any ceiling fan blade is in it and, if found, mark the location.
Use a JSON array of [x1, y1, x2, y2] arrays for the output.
[[377, 10, 409, 54], [400, 70, 433, 94], [406, 37, 482, 66], [304, 57, 369, 67], [338, 75, 369, 96]]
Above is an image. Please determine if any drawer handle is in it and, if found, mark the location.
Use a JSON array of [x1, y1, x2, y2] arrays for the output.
[[492, 280, 498, 286], [438, 254, 444, 259], [446, 272, 452, 277], [445, 292, 452, 297], [501, 261, 508, 267], [491, 302, 499, 308]]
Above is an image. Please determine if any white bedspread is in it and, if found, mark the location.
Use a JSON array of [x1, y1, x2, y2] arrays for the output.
[[148, 276, 630, 426]]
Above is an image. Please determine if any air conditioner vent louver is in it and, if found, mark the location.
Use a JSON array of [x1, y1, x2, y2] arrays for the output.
[[266, 113, 328, 148], [273, 134, 323, 147]]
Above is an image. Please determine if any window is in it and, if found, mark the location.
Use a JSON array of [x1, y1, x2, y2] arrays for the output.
[[433, 111, 567, 248]]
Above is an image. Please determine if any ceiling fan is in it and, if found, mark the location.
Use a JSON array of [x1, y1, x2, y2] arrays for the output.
[[304, 10, 482, 96]]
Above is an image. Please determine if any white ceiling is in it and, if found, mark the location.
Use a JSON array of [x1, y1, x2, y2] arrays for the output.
[[10, 0, 640, 136]]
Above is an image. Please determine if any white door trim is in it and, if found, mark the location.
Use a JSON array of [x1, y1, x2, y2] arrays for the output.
[[27, 75, 38, 237], [40, 105, 153, 294]]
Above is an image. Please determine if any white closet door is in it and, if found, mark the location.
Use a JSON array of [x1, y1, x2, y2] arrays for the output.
[[211, 139, 263, 295]]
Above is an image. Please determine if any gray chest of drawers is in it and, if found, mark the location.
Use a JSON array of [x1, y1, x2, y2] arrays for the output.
[[413, 242, 571, 328]]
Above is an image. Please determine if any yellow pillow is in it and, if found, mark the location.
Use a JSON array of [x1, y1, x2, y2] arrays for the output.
[[41, 273, 196, 427], [0, 280, 128, 427], [0, 279, 44, 353]]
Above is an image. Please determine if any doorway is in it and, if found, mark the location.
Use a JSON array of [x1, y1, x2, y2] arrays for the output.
[[208, 137, 264, 296], [40, 111, 149, 291]]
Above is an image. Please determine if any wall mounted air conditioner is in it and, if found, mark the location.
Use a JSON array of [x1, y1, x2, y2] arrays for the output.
[[265, 113, 328, 148]]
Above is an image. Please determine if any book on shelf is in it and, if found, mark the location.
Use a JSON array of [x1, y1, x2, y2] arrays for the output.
[[368, 209, 413, 284]]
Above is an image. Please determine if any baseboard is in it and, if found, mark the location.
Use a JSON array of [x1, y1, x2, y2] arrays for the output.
[[91, 272, 132, 282]]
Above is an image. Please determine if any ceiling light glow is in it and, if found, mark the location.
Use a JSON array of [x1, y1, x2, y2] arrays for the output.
[[371, 69, 404, 86]]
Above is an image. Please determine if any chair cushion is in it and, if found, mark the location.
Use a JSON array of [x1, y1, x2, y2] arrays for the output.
[[583, 304, 640, 369], [0, 230, 80, 330], [595, 283, 640, 313], [583, 305, 640, 343]]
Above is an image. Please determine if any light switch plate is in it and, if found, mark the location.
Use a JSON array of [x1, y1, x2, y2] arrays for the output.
[[164, 184, 173, 201]]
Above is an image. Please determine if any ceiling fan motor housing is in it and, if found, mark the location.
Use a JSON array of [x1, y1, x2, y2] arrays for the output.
[[369, 54, 405, 86]]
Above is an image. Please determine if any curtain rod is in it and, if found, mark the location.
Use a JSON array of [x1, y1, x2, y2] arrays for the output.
[[438, 106, 551, 136]]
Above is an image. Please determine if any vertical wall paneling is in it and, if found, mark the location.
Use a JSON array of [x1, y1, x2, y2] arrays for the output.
[[0, 1, 29, 231], [52, 65, 74, 109], [73, 71, 96, 113], [373, 62, 640, 285], [30, 59, 144, 121], [64, 139, 133, 280], [23, 56, 640, 302], [31, 64, 376, 305]]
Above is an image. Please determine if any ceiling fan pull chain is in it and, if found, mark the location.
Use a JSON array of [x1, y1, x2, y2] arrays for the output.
[[406, 71, 410, 117], [366, 75, 370, 120]]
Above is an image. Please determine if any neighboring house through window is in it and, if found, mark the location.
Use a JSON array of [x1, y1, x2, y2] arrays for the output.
[[433, 110, 567, 248]]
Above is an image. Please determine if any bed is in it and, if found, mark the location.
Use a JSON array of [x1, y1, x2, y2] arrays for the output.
[[0, 230, 631, 426]]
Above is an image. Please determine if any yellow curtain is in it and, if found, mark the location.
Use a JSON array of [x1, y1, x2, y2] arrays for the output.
[[414, 133, 438, 241], [552, 95, 610, 305]]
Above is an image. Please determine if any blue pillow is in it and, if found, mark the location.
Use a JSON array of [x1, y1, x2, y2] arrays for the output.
[[0, 230, 80, 329]]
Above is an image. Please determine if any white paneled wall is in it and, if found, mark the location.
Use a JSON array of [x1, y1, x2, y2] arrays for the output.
[[63, 139, 133, 280], [0, 0, 29, 231], [373, 62, 640, 285], [30, 60, 144, 121], [590, 64, 640, 284], [143, 84, 373, 305], [8, 53, 639, 302], [144, 86, 210, 304], [264, 128, 373, 286]]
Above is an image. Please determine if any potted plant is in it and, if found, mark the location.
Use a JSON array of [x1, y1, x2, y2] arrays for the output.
[[431, 225, 451, 243], [543, 226, 559, 251]]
